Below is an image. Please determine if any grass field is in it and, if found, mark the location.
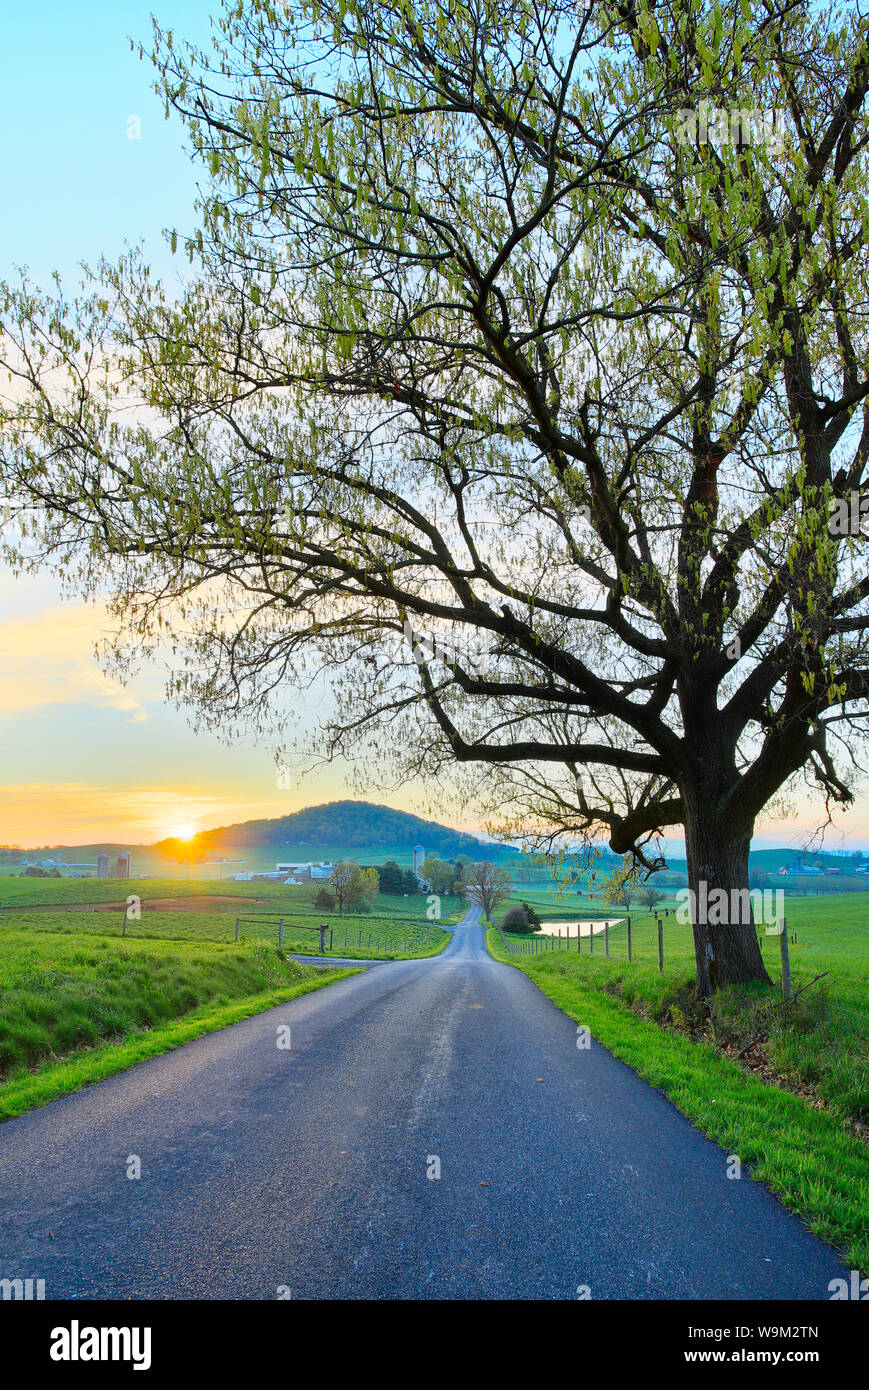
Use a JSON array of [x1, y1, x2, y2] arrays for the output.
[[0, 927, 354, 1120], [2, 909, 451, 960], [488, 892, 869, 1273], [0, 874, 464, 922], [500, 884, 683, 920], [0, 864, 454, 1120]]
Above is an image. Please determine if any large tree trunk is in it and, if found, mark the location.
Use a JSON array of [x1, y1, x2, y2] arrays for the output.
[[682, 787, 772, 996]]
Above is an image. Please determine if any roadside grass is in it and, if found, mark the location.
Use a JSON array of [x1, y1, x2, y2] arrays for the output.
[[508, 898, 868, 1125], [0, 927, 354, 1119], [0, 971, 354, 1122], [2, 910, 450, 959], [487, 910, 869, 1275]]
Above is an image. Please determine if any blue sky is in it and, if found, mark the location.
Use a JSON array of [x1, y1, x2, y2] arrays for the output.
[[0, 2, 211, 288], [0, 2, 367, 845], [0, 2, 865, 852]]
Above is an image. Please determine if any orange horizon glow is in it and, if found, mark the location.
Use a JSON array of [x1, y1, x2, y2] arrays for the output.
[[2, 588, 868, 852], [167, 823, 198, 842]]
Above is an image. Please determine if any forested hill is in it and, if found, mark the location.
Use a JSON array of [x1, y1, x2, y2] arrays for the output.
[[196, 800, 516, 858]]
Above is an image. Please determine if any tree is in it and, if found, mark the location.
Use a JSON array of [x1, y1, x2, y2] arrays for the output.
[[400, 867, 421, 895], [376, 860, 405, 895], [639, 884, 665, 912], [520, 900, 542, 931], [329, 860, 358, 916], [314, 886, 335, 910], [605, 876, 638, 911], [4, 1, 869, 995], [346, 864, 380, 911], [464, 862, 513, 920], [421, 855, 458, 896], [452, 854, 473, 897]]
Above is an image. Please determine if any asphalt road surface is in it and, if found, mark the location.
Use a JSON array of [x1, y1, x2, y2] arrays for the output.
[[0, 906, 848, 1299]]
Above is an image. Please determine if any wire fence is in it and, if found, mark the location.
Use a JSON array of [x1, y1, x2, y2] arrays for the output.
[[234, 915, 438, 956], [497, 915, 802, 998]]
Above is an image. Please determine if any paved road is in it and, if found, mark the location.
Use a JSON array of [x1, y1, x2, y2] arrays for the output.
[[0, 907, 848, 1299]]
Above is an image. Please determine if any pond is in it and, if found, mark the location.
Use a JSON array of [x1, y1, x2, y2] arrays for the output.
[[533, 918, 624, 938]]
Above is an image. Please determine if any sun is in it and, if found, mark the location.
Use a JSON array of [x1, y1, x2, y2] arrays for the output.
[[169, 822, 197, 841]]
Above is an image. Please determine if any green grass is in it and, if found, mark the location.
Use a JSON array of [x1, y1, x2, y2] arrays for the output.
[[497, 899, 869, 1124], [0, 927, 354, 1119], [2, 909, 450, 960], [0, 874, 464, 919], [487, 898, 869, 1275], [0, 970, 354, 1122], [500, 885, 683, 920]]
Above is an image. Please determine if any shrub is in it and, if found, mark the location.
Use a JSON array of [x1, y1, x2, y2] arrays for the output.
[[503, 905, 530, 932]]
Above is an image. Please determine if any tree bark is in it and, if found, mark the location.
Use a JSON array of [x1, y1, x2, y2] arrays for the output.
[[682, 786, 772, 996]]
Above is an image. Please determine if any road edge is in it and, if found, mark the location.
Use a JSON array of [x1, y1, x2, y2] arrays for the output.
[[0, 967, 358, 1124]]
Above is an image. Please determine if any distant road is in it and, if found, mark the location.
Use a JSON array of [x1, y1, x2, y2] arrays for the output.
[[0, 906, 847, 1299]]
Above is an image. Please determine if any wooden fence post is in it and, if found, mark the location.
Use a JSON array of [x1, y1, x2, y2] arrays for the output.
[[657, 916, 664, 973], [589, 924, 594, 954], [779, 917, 791, 999], [626, 915, 632, 962], [278, 918, 284, 948], [235, 918, 240, 942], [605, 922, 610, 957]]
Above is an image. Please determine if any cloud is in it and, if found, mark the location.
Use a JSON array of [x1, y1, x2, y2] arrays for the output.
[[0, 602, 152, 720]]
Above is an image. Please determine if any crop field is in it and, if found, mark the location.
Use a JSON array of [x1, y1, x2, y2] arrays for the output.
[[0, 872, 453, 1119], [0, 874, 465, 923], [2, 909, 450, 960]]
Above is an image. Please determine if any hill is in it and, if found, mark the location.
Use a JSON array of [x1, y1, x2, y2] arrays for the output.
[[194, 800, 517, 861]]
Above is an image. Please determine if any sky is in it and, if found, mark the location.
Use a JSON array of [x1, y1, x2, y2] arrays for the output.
[[0, 1, 364, 845], [0, 2, 866, 852]]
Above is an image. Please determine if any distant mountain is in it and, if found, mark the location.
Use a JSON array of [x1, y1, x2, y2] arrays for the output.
[[195, 800, 517, 860]]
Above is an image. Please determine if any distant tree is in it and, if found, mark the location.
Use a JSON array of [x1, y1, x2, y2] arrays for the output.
[[314, 886, 335, 910], [604, 875, 637, 911], [401, 868, 421, 895], [464, 862, 513, 920], [421, 855, 458, 896], [376, 860, 405, 895], [748, 869, 771, 892], [345, 865, 380, 912], [638, 884, 665, 912], [452, 854, 473, 897], [330, 859, 357, 916]]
